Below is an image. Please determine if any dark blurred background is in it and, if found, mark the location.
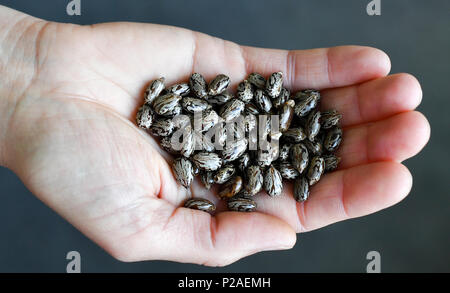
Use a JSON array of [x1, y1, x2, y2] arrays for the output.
[[0, 0, 448, 272]]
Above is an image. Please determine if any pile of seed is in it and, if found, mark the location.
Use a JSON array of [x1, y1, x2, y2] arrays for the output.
[[136, 72, 342, 213]]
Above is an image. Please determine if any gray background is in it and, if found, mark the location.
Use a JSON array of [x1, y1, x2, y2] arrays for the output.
[[0, 0, 448, 273]]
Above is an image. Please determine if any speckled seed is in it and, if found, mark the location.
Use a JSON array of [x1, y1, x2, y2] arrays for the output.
[[283, 127, 306, 143], [244, 166, 263, 196], [278, 162, 300, 180], [208, 74, 230, 96], [291, 143, 309, 174], [254, 89, 272, 113], [236, 152, 250, 173], [160, 136, 179, 154], [151, 118, 175, 137], [218, 176, 243, 199], [245, 103, 260, 115], [294, 177, 310, 202], [194, 109, 220, 132], [257, 143, 279, 167], [144, 77, 165, 104], [194, 131, 215, 152], [172, 157, 194, 188], [181, 97, 211, 113], [307, 156, 325, 186], [164, 104, 182, 117], [167, 83, 190, 96], [323, 127, 343, 152], [264, 165, 283, 197], [323, 154, 341, 172], [278, 143, 292, 161], [321, 109, 342, 129], [222, 139, 247, 163], [180, 126, 195, 158], [189, 73, 207, 98], [303, 139, 323, 156], [192, 152, 223, 171], [153, 93, 182, 116], [273, 88, 290, 109], [136, 103, 154, 129], [279, 100, 295, 132], [236, 80, 254, 103], [184, 198, 215, 212], [201, 171, 215, 189], [294, 90, 320, 117], [219, 99, 245, 122], [227, 197, 257, 212], [306, 110, 321, 141], [266, 72, 283, 98], [214, 165, 236, 184], [208, 91, 233, 105], [247, 72, 266, 89]]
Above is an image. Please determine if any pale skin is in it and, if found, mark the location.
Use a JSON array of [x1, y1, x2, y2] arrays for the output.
[[0, 6, 430, 266]]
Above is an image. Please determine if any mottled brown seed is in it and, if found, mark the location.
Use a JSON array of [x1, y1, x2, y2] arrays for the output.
[[236, 80, 254, 103], [294, 177, 309, 202], [321, 109, 342, 129], [194, 131, 215, 152], [278, 162, 300, 180], [307, 156, 325, 186], [208, 91, 233, 105], [189, 73, 207, 98], [294, 89, 320, 117], [153, 93, 182, 116], [160, 136, 179, 154], [278, 143, 292, 161], [303, 139, 323, 156], [247, 72, 266, 89], [167, 83, 190, 96], [172, 157, 194, 188], [193, 109, 220, 133], [245, 103, 260, 115], [323, 127, 343, 152], [244, 166, 263, 196], [227, 197, 257, 212], [214, 165, 236, 184], [291, 143, 309, 174], [264, 165, 283, 197], [254, 89, 272, 113], [184, 198, 215, 212], [279, 100, 295, 132], [236, 152, 250, 173], [151, 118, 175, 137], [208, 74, 230, 96], [201, 171, 215, 189], [283, 127, 306, 143], [136, 104, 154, 129], [181, 97, 210, 113], [219, 99, 245, 122], [222, 138, 248, 163], [144, 77, 165, 104], [266, 72, 283, 98], [323, 154, 341, 172], [179, 126, 195, 158], [192, 152, 223, 171], [306, 110, 321, 141], [218, 176, 243, 199], [273, 88, 290, 109]]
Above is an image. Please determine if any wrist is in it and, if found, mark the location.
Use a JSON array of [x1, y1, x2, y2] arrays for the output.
[[0, 5, 45, 167]]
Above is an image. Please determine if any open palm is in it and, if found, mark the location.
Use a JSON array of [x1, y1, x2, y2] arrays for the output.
[[3, 8, 429, 266]]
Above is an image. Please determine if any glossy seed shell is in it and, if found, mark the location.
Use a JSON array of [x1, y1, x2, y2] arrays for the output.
[[244, 166, 263, 196], [219, 99, 245, 122], [227, 197, 257, 212], [291, 143, 309, 174], [214, 165, 236, 184], [264, 165, 283, 197], [218, 176, 243, 199], [266, 72, 283, 98], [208, 74, 230, 96], [172, 157, 194, 188], [247, 72, 266, 89], [254, 89, 272, 113], [236, 80, 254, 103], [136, 104, 154, 129], [153, 93, 182, 116], [184, 198, 216, 212], [306, 156, 325, 186], [324, 127, 343, 152], [189, 73, 207, 98], [145, 77, 165, 104], [294, 177, 309, 202], [192, 152, 223, 171]]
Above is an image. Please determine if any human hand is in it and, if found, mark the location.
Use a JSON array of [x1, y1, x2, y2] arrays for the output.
[[0, 6, 429, 266]]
